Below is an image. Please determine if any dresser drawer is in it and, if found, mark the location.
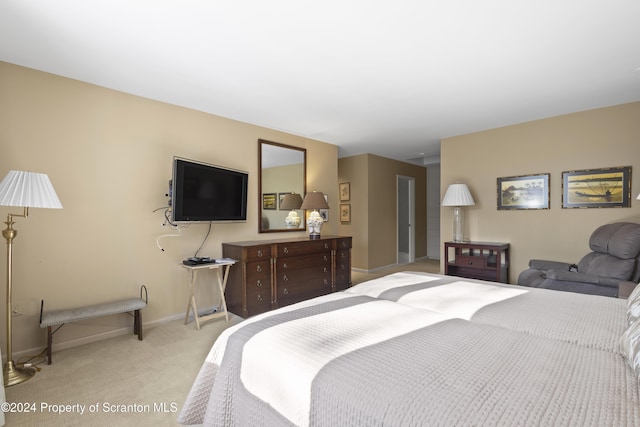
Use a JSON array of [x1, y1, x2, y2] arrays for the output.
[[246, 283, 271, 315], [245, 260, 271, 279], [246, 245, 272, 261], [276, 240, 331, 257], [276, 253, 330, 272], [277, 275, 331, 306], [336, 237, 352, 250], [335, 248, 351, 291], [454, 255, 487, 269]]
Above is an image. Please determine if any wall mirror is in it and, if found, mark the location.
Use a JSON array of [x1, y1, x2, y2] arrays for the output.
[[259, 139, 306, 233]]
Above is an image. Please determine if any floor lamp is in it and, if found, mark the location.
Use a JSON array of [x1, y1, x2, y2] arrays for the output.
[[0, 171, 62, 386]]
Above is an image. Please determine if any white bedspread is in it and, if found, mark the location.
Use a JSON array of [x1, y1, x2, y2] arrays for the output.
[[347, 272, 629, 352], [179, 276, 640, 426], [242, 297, 453, 426]]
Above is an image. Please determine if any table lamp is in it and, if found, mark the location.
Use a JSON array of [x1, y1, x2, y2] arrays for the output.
[[300, 191, 329, 239], [442, 183, 475, 243]]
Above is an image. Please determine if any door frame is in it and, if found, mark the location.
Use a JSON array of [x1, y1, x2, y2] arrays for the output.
[[397, 175, 415, 264]]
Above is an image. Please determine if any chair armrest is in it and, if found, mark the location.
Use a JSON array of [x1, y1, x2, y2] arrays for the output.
[[544, 269, 620, 288], [618, 281, 637, 299], [529, 259, 573, 271]]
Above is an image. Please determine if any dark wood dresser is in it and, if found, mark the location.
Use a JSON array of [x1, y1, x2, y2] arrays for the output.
[[222, 236, 352, 318]]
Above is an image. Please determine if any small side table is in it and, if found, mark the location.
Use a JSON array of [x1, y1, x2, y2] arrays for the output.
[[444, 241, 510, 283], [180, 260, 235, 330]]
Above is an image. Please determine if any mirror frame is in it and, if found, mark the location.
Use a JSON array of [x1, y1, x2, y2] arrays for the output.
[[258, 139, 307, 233]]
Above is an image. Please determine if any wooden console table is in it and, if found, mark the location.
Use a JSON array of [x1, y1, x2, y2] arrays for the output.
[[222, 236, 352, 318], [444, 241, 510, 283]]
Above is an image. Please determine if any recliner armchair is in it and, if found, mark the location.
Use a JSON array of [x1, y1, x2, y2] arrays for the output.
[[518, 222, 640, 298]]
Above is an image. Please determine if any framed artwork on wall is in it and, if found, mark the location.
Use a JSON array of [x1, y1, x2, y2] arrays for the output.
[[562, 166, 632, 208], [340, 204, 351, 222], [339, 182, 350, 201], [319, 194, 329, 222], [497, 173, 550, 210], [262, 193, 277, 210]]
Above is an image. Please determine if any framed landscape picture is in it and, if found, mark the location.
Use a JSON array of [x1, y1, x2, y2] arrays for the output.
[[562, 166, 631, 208], [497, 173, 550, 210], [262, 193, 277, 210]]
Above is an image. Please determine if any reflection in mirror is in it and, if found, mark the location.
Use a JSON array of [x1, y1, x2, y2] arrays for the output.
[[259, 140, 306, 232]]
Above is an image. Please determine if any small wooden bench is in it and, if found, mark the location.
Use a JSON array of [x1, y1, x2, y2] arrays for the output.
[[39, 285, 148, 364]]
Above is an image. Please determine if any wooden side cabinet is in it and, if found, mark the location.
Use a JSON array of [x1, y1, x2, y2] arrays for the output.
[[444, 241, 510, 283], [223, 236, 352, 318]]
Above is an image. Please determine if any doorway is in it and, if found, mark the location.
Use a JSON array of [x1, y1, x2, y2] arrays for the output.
[[397, 175, 415, 265]]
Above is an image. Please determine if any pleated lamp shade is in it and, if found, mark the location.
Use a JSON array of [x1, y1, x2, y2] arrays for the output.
[[442, 184, 475, 207], [0, 170, 63, 209]]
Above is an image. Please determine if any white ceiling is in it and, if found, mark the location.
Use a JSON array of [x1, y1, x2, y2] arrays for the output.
[[2, 1, 639, 164]]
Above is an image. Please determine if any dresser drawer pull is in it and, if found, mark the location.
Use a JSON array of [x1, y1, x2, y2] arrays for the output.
[[283, 288, 289, 295], [256, 265, 262, 273], [283, 263, 288, 269], [283, 274, 289, 282], [324, 243, 329, 249], [256, 280, 262, 288], [323, 255, 328, 262], [284, 247, 289, 254], [257, 294, 263, 302], [323, 279, 329, 285], [323, 267, 328, 273], [341, 252, 346, 258], [257, 249, 263, 257]]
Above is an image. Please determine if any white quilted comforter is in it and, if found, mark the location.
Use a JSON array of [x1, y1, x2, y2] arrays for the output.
[[179, 273, 640, 426]]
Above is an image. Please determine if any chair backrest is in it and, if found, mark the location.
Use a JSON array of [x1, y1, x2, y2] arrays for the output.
[[578, 222, 640, 282]]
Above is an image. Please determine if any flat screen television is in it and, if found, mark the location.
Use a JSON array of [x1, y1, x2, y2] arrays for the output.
[[171, 157, 248, 222]]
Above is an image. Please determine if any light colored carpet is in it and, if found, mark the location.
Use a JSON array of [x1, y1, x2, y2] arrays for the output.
[[4, 316, 243, 426], [4, 260, 439, 426]]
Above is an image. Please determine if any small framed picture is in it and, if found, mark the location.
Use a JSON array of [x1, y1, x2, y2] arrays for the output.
[[562, 166, 632, 208], [262, 193, 277, 210], [497, 173, 550, 210], [339, 182, 350, 201], [340, 204, 351, 222], [319, 194, 329, 222]]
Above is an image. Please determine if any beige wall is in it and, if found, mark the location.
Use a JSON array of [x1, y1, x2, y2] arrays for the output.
[[440, 101, 640, 283], [339, 154, 427, 271], [0, 61, 339, 355]]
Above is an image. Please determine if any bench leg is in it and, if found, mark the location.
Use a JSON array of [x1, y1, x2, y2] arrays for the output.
[[134, 309, 143, 341], [47, 326, 53, 365]]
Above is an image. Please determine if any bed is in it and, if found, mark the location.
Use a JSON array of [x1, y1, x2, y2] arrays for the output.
[[179, 272, 640, 426], [344, 272, 628, 352]]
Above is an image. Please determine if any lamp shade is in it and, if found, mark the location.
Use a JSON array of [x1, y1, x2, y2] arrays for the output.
[[442, 184, 475, 207], [0, 170, 63, 209], [300, 191, 329, 210], [279, 193, 303, 210]]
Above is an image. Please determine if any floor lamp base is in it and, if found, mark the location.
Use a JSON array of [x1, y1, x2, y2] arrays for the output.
[[3, 360, 35, 387]]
